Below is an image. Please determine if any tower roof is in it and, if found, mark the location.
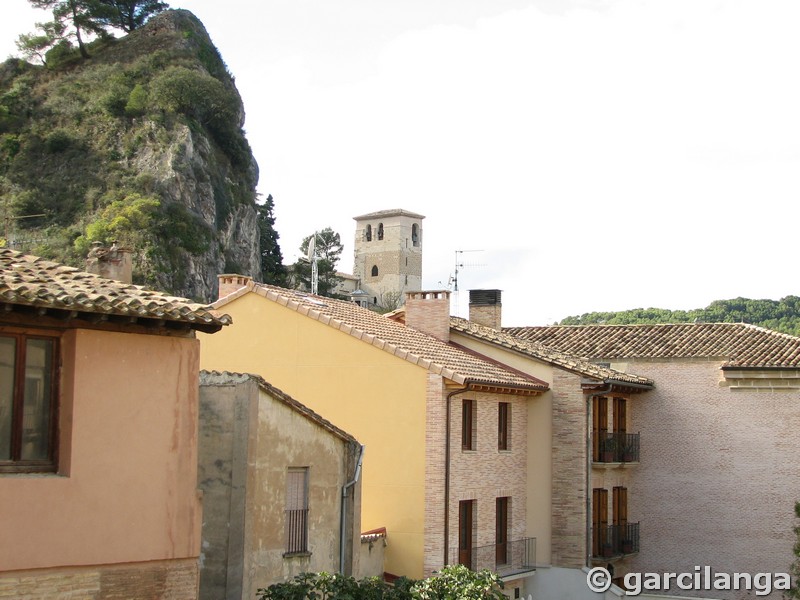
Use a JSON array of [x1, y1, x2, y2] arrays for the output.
[[353, 208, 425, 221]]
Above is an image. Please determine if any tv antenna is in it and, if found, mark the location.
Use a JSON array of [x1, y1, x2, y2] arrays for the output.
[[307, 232, 319, 295], [453, 249, 485, 292]]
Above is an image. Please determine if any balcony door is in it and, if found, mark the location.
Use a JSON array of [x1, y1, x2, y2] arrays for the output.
[[459, 500, 475, 568], [592, 488, 608, 557], [496, 497, 509, 566]]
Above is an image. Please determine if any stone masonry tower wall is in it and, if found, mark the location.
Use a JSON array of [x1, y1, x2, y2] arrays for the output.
[[353, 209, 425, 308]]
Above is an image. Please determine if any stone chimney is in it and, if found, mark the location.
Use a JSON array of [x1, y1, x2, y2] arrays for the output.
[[85, 242, 132, 284], [469, 289, 502, 330], [218, 274, 252, 300], [404, 290, 451, 342]]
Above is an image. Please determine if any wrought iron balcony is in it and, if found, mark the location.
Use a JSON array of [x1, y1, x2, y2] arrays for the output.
[[592, 522, 640, 559], [594, 432, 640, 463], [451, 537, 536, 577]]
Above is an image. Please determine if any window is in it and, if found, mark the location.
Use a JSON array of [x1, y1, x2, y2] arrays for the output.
[[592, 396, 608, 462], [613, 397, 626, 434], [496, 497, 510, 566], [371, 265, 379, 277], [498, 402, 510, 451], [285, 467, 309, 555], [365, 224, 372, 242], [0, 332, 58, 474], [461, 399, 476, 451], [412, 224, 419, 246], [377, 223, 384, 240]]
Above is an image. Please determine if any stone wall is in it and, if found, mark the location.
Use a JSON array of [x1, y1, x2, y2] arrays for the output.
[[0, 559, 198, 600]]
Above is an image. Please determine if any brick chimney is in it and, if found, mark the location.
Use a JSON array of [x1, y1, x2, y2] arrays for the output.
[[218, 274, 252, 300], [469, 289, 502, 330], [85, 242, 132, 284], [404, 290, 451, 342]]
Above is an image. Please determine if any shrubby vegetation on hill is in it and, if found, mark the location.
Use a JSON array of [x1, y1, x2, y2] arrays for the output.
[[0, 7, 266, 300], [558, 296, 800, 336]]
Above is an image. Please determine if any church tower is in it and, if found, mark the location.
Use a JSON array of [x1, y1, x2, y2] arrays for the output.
[[352, 209, 424, 308]]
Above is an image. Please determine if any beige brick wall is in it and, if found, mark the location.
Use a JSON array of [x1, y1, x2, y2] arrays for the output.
[[624, 359, 800, 600], [550, 370, 587, 568], [0, 558, 198, 600], [425, 392, 528, 574]]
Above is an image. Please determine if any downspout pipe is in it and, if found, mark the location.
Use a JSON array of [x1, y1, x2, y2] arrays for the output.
[[444, 385, 471, 568], [340, 444, 366, 575], [585, 384, 613, 567]]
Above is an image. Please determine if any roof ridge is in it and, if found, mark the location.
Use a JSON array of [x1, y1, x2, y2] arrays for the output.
[[239, 283, 548, 392]]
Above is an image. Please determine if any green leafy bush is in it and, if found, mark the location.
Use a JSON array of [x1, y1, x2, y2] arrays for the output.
[[125, 83, 148, 117], [256, 566, 504, 600], [45, 129, 73, 153]]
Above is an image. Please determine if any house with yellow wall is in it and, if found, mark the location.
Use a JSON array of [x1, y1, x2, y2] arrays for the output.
[[198, 276, 549, 595], [0, 248, 230, 600]]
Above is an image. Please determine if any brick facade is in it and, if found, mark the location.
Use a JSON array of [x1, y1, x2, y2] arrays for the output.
[[623, 359, 800, 600], [0, 559, 198, 600], [550, 369, 587, 568]]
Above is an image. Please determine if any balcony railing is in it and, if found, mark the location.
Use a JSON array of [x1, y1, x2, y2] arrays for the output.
[[451, 537, 536, 577], [594, 432, 640, 463], [592, 522, 640, 559], [284, 508, 309, 554]]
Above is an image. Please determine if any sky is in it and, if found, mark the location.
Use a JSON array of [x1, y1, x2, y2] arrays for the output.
[[1, 0, 798, 326]]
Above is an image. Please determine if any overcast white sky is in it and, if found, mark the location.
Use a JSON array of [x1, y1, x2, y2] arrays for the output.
[[2, 0, 798, 325]]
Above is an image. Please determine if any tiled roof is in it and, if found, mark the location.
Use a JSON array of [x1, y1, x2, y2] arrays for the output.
[[353, 208, 425, 220], [214, 283, 548, 392], [200, 371, 360, 444], [0, 248, 231, 332], [450, 317, 653, 386], [504, 323, 800, 368]]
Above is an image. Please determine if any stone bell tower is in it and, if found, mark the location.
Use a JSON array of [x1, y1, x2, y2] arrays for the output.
[[352, 209, 424, 308]]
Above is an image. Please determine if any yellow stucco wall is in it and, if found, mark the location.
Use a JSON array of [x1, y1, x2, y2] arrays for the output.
[[199, 292, 429, 577], [0, 327, 201, 571], [449, 331, 553, 565]]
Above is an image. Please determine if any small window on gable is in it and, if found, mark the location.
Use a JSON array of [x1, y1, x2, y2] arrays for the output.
[[285, 467, 309, 555], [371, 265, 379, 277], [365, 224, 372, 242], [412, 224, 419, 246], [377, 223, 384, 240]]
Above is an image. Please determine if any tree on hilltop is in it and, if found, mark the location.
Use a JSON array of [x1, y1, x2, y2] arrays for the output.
[[292, 227, 344, 298], [95, 0, 169, 33]]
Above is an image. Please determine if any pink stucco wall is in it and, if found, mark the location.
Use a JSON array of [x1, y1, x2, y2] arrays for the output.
[[0, 327, 202, 571]]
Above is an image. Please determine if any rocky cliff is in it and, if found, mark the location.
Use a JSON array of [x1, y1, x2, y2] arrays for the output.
[[0, 10, 260, 301]]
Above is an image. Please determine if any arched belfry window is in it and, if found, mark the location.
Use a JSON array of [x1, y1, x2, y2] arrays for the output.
[[412, 224, 419, 247], [365, 224, 372, 242], [371, 265, 379, 277], [377, 223, 384, 240]]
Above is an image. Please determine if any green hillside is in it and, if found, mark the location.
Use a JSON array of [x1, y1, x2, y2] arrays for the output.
[[0, 9, 260, 300], [558, 296, 800, 336]]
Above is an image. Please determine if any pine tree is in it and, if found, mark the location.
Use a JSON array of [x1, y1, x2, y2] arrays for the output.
[[256, 195, 286, 287]]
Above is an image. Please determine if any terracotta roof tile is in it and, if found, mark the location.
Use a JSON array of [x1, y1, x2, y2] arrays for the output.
[[1, 248, 231, 331], [504, 323, 800, 368], [215, 283, 548, 392], [450, 317, 653, 386]]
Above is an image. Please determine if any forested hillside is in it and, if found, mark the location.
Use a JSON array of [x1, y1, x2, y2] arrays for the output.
[[558, 296, 800, 336], [0, 8, 263, 301]]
